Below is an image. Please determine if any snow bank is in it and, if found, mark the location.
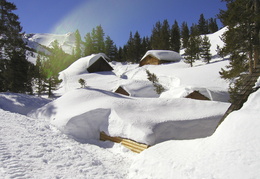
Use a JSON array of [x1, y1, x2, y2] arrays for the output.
[[254, 76, 260, 88], [129, 88, 260, 179], [0, 93, 50, 115], [30, 88, 230, 145]]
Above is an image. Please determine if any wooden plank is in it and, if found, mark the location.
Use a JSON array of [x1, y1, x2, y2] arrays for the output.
[[100, 131, 149, 153]]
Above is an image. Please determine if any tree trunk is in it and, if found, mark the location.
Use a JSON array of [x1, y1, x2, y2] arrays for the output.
[[249, 51, 253, 74]]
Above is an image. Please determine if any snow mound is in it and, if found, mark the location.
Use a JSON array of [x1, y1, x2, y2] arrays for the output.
[[141, 50, 182, 62], [0, 93, 51, 115], [129, 88, 260, 179], [60, 53, 109, 76], [30, 88, 230, 145], [254, 76, 260, 88]]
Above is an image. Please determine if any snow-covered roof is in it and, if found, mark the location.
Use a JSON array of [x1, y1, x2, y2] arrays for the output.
[[140, 50, 182, 62], [59, 53, 110, 76]]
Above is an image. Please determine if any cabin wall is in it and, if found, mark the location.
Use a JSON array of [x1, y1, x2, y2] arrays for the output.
[[139, 55, 160, 66]]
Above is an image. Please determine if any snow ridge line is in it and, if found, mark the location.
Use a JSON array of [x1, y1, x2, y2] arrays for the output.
[[0, 139, 28, 179]]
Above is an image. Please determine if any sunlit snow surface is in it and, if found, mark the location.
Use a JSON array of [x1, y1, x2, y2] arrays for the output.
[[1, 27, 259, 178]]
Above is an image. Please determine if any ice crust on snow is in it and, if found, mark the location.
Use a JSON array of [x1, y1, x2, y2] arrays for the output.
[[30, 88, 230, 145]]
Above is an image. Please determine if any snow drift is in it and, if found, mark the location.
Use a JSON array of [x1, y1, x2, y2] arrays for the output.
[[129, 88, 260, 179], [30, 88, 230, 145]]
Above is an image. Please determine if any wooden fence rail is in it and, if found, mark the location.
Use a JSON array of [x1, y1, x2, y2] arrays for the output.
[[100, 131, 149, 153]]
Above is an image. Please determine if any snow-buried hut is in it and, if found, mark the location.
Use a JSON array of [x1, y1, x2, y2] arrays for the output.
[[86, 53, 113, 73], [139, 50, 182, 67], [60, 53, 113, 76]]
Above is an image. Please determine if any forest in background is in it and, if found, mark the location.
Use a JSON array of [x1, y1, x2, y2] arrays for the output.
[[1, 0, 259, 101]]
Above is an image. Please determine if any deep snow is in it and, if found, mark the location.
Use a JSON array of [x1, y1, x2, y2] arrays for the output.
[[29, 88, 230, 145], [1, 27, 259, 178], [129, 88, 260, 179]]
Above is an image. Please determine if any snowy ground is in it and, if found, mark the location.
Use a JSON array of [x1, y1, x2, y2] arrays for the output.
[[0, 108, 134, 179], [1, 27, 260, 178]]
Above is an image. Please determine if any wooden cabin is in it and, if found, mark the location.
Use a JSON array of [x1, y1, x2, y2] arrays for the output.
[[114, 86, 130, 96], [87, 55, 113, 73], [185, 91, 210, 101], [139, 50, 182, 67]]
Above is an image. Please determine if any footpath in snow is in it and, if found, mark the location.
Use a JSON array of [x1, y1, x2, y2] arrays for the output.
[[0, 102, 134, 178]]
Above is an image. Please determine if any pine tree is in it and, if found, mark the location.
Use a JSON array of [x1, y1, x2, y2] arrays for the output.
[[34, 54, 46, 96], [181, 21, 190, 49], [146, 70, 165, 94], [200, 35, 212, 64], [208, 18, 219, 33], [170, 20, 181, 52], [117, 47, 124, 62], [184, 35, 201, 67], [84, 32, 94, 56], [105, 35, 117, 61], [133, 31, 142, 62], [198, 13, 209, 35], [0, 0, 33, 93], [219, 0, 260, 75], [160, 19, 171, 50], [125, 31, 135, 62], [43, 40, 64, 97], [150, 21, 162, 49], [94, 25, 105, 53], [74, 29, 82, 60], [218, 0, 260, 102], [190, 23, 200, 36]]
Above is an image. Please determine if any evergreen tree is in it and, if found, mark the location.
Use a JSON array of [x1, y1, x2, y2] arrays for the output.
[[146, 69, 165, 94], [150, 21, 162, 49], [190, 23, 200, 36], [208, 18, 219, 33], [218, 0, 260, 102], [160, 19, 171, 49], [184, 35, 201, 67], [170, 20, 181, 52], [84, 32, 94, 56], [34, 54, 46, 96], [125, 31, 135, 62], [0, 0, 33, 93], [74, 29, 82, 60], [219, 0, 260, 75], [133, 31, 142, 62], [42, 40, 64, 97], [198, 13, 209, 35], [200, 35, 212, 63], [141, 36, 151, 56], [181, 21, 190, 49], [94, 25, 105, 53], [117, 47, 124, 62], [105, 35, 117, 61]]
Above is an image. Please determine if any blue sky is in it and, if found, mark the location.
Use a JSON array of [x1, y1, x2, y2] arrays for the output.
[[10, 0, 226, 47]]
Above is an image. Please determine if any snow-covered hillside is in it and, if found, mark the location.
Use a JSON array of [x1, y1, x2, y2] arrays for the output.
[[2, 27, 259, 178], [24, 32, 77, 55], [129, 87, 260, 179], [23, 32, 79, 64]]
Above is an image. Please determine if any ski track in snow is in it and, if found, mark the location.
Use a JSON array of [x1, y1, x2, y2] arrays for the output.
[[0, 110, 133, 179]]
